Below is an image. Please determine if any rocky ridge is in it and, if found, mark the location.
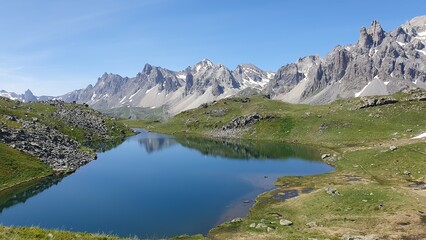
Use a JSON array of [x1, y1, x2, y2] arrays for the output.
[[2, 16, 426, 115], [0, 116, 94, 172], [0, 97, 132, 172], [0, 89, 54, 103], [58, 59, 274, 115], [270, 16, 426, 104]]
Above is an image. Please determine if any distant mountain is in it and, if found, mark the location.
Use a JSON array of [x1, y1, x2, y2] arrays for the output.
[[3, 16, 426, 115], [0, 89, 54, 102], [60, 59, 274, 114], [269, 16, 426, 104]]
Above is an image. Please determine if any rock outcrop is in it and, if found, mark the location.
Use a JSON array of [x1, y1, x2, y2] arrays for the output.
[[0, 117, 94, 172], [0, 98, 131, 172]]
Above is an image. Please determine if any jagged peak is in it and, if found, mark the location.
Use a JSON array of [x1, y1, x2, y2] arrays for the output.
[[101, 72, 109, 78], [236, 63, 260, 70], [193, 59, 215, 72], [142, 63, 154, 75], [200, 58, 213, 65], [358, 19, 385, 48], [297, 55, 321, 63]]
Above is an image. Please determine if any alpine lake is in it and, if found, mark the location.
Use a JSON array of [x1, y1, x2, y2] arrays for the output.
[[0, 130, 334, 238]]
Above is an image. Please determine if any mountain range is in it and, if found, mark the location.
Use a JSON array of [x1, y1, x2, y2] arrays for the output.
[[0, 89, 54, 102], [2, 16, 426, 115]]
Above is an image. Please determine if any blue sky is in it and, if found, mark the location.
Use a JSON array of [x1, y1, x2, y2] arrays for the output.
[[1, 0, 425, 96]]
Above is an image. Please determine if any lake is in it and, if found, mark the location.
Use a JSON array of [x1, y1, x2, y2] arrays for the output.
[[0, 130, 334, 238]]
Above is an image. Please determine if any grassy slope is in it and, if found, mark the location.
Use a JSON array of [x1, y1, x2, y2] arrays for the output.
[[126, 95, 426, 239], [99, 106, 168, 121], [0, 97, 133, 144], [0, 226, 129, 240], [125, 95, 426, 148], [0, 143, 52, 191], [0, 97, 134, 186], [0, 98, 136, 239]]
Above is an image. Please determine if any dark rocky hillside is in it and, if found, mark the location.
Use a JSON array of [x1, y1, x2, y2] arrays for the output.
[[0, 97, 134, 173]]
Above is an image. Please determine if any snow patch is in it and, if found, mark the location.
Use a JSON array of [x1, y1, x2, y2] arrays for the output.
[[91, 93, 97, 101], [355, 82, 372, 97], [0, 93, 16, 100], [129, 89, 141, 100], [384, 81, 390, 85], [416, 49, 426, 56], [120, 96, 127, 103], [411, 132, 426, 139], [267, 72, 275, 79], [145, 87, 155, 94], [418, 31, 426, 37], [396, 41, 406, 47], [176, 73, 186, 80]]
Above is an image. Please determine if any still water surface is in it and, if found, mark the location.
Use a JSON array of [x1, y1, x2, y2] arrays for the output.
[[0, 130, 334, 238]]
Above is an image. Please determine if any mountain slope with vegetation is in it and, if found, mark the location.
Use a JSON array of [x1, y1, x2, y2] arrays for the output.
[[126, 89, 426, 239], [0, 96, 134, 190]]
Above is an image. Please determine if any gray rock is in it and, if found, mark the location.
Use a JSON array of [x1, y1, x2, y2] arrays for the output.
[[279, 219, 293, 226], [306, 221, 317, 228], [326, 187, 340, 196], [0, 101, 125, 173], [231, 218, 243, 223], [222, 112, 262, 130], [390, 146, 398, 151], [255, 223, 268, 229]]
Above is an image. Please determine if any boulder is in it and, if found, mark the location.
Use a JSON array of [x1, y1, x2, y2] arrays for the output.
[[279, 219, 293, 226]]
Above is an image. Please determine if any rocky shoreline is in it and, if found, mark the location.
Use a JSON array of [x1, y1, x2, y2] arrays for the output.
[[0, 117, 94, 172], [0, 99, 131, 173]]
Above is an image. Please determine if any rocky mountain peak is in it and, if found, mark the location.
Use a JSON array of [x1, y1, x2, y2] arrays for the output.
[[23, 89, 37, 102], [359, 20, 385, 48], [24, 89, 33, 95], [194, 59, 214, 72], [369, 20, 385, 46], [142, 63, 154, 75]]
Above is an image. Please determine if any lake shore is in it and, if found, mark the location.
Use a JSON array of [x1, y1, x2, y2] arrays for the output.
[[127, 95, 426, 239], [1, 93, 425, 239]]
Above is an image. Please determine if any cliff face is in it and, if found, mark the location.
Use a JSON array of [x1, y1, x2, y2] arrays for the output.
[[269, 16, 426, 104]]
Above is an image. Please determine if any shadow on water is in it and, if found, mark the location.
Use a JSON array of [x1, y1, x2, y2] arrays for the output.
[[134, 130, 321, 161], [85, 137, 129, 153], [174, 136, 321, 161], [0, 176, 63, 213]]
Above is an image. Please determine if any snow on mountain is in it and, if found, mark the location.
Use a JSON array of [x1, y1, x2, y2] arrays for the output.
[[3, 16, 426, 116]]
